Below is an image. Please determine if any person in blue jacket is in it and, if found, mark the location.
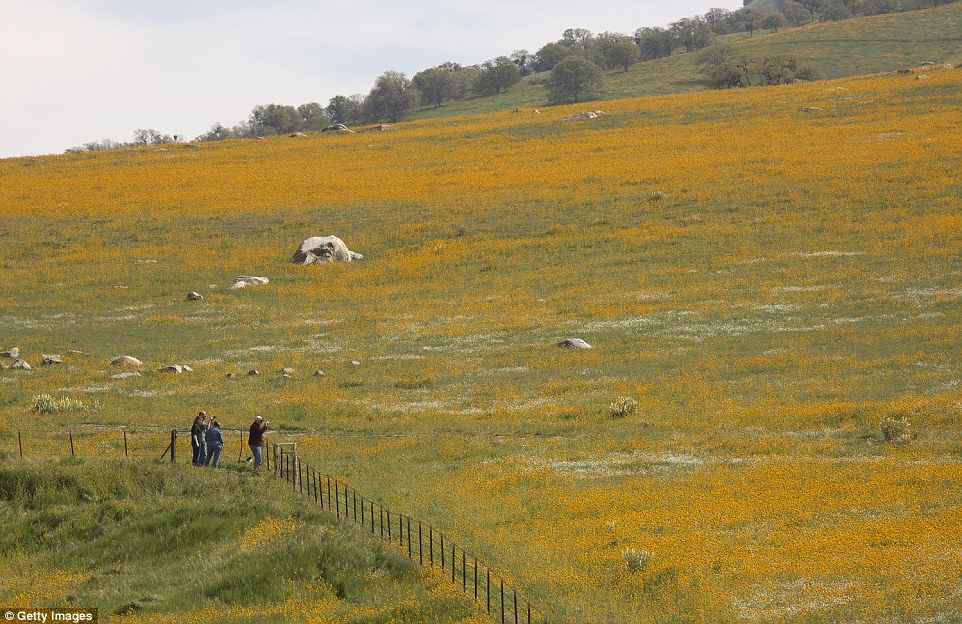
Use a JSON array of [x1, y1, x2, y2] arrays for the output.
[[205, 420, 224, 468]]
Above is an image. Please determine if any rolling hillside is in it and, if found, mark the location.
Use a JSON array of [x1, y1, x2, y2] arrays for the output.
[[2, 63, 961, 622], [412, 1, 962, 119], [0, 459, 484, 623]]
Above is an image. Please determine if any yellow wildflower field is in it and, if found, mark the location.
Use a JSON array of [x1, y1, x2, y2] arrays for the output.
[[1, 66, 960, 622]]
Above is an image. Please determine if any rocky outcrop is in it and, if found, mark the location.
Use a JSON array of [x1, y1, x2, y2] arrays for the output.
[[290, 236, 363, 264]]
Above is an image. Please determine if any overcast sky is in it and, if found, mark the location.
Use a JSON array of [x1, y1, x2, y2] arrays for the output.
[[1, 0, 739, 158]]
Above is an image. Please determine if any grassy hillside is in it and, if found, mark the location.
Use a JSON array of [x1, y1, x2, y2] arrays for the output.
[[0, 459, 484, 623], [2, 65, 961, 622], [412, 2, 962, 119]]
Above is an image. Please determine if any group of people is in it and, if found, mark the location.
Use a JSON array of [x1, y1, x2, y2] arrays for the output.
[[190, 411, 270, 469]]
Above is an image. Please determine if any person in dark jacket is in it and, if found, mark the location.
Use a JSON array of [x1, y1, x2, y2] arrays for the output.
[[190, 411, 207, 466], [248, 416, 269, 469], [205, 420, 224, 468]]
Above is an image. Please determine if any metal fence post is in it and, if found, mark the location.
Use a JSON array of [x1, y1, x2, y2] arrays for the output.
[[69, 431, 75, 457], [462, 549, 466, 590], [501, 579, 505, 624], [487, 569, 491, 613], [123, 429, 128, 457], [18, 430, 23, 459], [170, 429, 177, 463], [419, 522, 423, 566], [430, 526, 434, 564]]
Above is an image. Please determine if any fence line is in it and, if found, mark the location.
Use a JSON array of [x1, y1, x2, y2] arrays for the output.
[[5, 426, 567, 623], [269, 443, 557, 624]]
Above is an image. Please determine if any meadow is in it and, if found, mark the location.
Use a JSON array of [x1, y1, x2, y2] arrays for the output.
[[2, 63, 962, 622]]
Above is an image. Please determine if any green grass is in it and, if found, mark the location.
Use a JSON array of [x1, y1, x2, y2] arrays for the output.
[[0, 459, 482, 622], [411, 2, 962, 119]]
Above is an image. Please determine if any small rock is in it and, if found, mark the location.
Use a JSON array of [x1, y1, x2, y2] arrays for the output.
[[159, 364, 183, 374], [943, 63, 954, 70], [11, 359, 31, 370], [0, 347, 19, 358], [559, 110, 606, 122], [313, 370, 325, 377], [153, 148, 168, 152], [135, 259, 158, 264], [557, 338, 592, 350], [41, 355, 64, 366], [798, 106, 824, 112], [896, 68, 914, 74], [226, 372, 235, 378], [918, 61, 936, 66], [322, 123, 355, 133], [283, 373, 291, 378], [248, 369, 260, 376], [187, 291, 204, 301], [231, 276, 270, 289], [290, 132, 308, 138], [112, 355, 143, 367], [350, 360, 361, 366], [915, 74, 929, 80], [280, 367, 295, 375], [182, 365, 193, 372], [112, 371, 141, 380], [66, 350, 88, 356]]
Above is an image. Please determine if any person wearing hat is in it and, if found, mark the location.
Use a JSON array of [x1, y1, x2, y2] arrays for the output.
[[248, 416, 269, 469], [190, 411, 208, 466]]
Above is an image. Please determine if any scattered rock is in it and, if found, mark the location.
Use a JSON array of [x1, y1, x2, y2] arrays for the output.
[[557, 338, 592, 350], [916, 74, 929, 80], [41, 355, 64, 366], [112, 371, 141, 380], [559, 110, 606, 122], [291, 236, 363, 264], [66, 350, 88, 356], [313, 370, 325, 377], [290, 132, 308, 138], [183, 365, 193, 372], [322, 123, 355, 133], [350, 360, 361, 366], [280, 367, 295, 375], [0, 347, 19, 358], [918, 61, 936, 66], [159, 365, 183, 374], [370, 124, 393, 131], [943, 63, 954, 70], [283, 373, 291, 378], [226, 372, 235, 378], [187, 291, 204, 301], [248, 369, 260, 376], [896, 69, 914, 74], [153, 148, 168, 152], [798, 106, 824, 112], [112, 355, 143, 367], [135, 259, 157, 264], [11, 359, 32, 370], [231, 276, 270, 289]]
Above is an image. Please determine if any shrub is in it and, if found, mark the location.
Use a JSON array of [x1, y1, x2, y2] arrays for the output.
[[880, 415, 911, 443], [32, 394, 85, 414], [609, 396, 638, 418], [623, 548, 653, 572]]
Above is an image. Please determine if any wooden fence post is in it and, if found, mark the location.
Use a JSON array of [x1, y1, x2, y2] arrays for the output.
[[170, 429, 177, 464], [123, 429, 128, 457], [18, 430, 23, 459]]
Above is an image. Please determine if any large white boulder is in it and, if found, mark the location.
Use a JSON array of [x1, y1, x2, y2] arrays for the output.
[[291, 236, 363, 264]]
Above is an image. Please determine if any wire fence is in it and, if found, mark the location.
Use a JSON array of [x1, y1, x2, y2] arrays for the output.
[[3, 425, 563, 623], [271, 443, 556, 624]]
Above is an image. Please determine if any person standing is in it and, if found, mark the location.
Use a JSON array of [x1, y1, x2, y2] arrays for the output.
[[205, 420, 224, 468], [190, 411, 207, 466], [248, 416, 269, 469]]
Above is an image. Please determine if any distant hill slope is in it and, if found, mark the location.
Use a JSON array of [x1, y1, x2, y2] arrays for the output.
[[412, 2, 962, 119]]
